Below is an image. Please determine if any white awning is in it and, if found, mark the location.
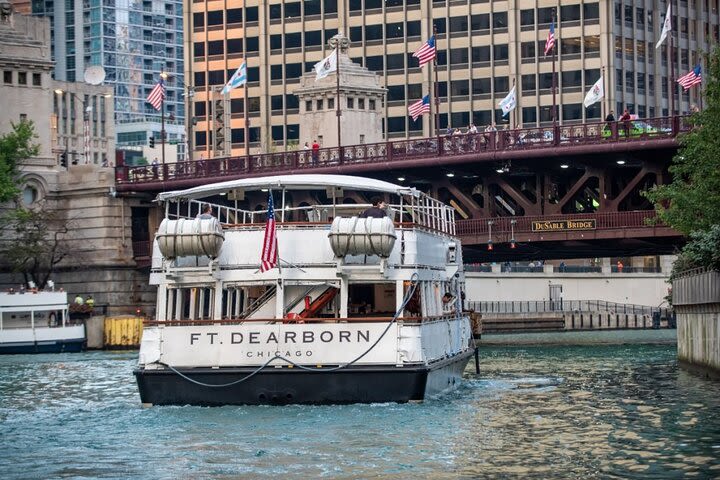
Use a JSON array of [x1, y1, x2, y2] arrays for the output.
[[156, 174, 419, 202]]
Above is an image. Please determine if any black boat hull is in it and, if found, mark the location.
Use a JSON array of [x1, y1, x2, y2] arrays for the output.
[[134, 350, 473, 406], [0, 338, 86, 355]]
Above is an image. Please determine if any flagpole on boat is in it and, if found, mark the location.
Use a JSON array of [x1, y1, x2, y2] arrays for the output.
[[433, 25, 439, 137]]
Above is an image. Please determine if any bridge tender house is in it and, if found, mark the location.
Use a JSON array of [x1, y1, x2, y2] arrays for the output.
[[531, 219, 597, 232]]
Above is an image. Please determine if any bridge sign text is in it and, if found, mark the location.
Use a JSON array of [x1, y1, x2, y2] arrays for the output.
[[531, 219, 597, 232]]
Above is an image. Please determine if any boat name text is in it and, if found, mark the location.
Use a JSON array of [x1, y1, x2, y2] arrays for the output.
[[189, 330, 371, 346]]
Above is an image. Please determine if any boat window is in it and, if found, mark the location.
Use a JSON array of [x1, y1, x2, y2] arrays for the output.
[[348, 283, 396, 317]]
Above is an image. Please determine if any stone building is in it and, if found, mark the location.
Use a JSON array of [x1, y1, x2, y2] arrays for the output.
[[0, 4, 156, 315], [294, 33, 387, 148]]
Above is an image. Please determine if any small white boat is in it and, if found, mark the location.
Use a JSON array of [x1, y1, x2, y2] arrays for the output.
[[0, 290, 86, 354], [135, 174, 475, 405]]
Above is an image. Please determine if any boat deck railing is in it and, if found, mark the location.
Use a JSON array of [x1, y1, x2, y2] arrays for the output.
[[143, 314, 463, 326], [167, 198, 457, 235]]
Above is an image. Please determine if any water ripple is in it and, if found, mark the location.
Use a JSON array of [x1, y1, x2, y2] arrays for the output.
[[1, 345, 719, 479]]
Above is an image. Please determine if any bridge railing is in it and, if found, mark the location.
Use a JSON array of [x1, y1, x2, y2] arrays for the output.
[[115, 115, 690, 186]]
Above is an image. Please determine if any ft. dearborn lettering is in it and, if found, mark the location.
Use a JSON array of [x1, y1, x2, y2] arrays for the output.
[[190, 329, 371, 345]]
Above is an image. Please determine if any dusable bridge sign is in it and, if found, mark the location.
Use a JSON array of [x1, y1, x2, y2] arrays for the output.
[[531, 219, 597, 232]]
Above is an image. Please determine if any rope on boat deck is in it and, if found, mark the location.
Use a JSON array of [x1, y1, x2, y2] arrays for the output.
[[154, 273, 421, 388]]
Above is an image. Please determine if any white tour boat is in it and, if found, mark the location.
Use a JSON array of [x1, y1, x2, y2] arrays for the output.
[[0, 289, 86, 354], [135, 174, 475, 405]]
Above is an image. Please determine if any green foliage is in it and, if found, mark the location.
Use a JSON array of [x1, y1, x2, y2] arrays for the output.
[[670, 225, 720, 278], [0, 205, 72, 289], [644, 46, 720, 235], [0, 120, 40, 202]]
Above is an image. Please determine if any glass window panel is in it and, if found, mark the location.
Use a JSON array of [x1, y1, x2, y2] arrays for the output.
[[521, 74, 536, 92], [449, 47, 468, 64], [560, 4, 581, 21], [471, 13, 489, 30]]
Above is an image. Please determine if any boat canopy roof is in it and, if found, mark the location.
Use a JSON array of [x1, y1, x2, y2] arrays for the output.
[[156, 174, 419, 202]]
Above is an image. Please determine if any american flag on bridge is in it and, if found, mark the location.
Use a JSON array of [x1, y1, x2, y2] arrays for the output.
[[146, 79, 166, 111], [412, 35, 436, 67], [677, 65, 702, 91], [544, 21, 555, 56], [260, 190, 278, 272], [408, 95, 431, 121]]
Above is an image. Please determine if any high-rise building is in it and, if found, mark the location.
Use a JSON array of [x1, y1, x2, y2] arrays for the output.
[[186, 1, 717, 160], [25, 0, 185, 150]]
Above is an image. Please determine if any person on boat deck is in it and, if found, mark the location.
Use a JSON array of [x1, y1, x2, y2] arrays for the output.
[[360, 198, 388, 218], [442, 292, 456, 314], [198, 204, 214, 219], [74, 295, 84, 305], [86, 296, 95, 308]]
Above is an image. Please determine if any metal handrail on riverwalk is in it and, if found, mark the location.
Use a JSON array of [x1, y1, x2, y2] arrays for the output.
[[468, 300, 672, 318]]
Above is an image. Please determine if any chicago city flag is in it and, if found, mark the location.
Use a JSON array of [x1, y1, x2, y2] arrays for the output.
[[498, 86, 517, 117], [221, 62, 247, 94], [656, 4, 672, 49], [408, 95, 431, 121], [583, 77, 604, 108], [314, 49, 338, 81]]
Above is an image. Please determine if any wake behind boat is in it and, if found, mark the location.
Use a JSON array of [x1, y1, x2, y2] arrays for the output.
[[134, 174, 475, 406]]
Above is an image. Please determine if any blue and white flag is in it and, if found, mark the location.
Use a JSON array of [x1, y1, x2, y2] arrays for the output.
[[221, 62, 247, 94], [498, 86, 517, 117]]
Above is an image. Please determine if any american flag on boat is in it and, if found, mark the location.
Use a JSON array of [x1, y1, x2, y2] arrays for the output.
[[260, 190, 278, 272]]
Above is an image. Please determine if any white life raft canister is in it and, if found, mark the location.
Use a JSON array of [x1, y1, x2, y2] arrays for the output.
[[328, 216, 396, 258], [156, 217, 225, 259]]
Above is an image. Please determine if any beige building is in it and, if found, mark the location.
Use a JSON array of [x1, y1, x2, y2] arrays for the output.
[[185, 1, 717, 159]]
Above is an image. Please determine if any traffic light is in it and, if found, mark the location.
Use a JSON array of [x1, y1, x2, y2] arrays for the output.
[[60, 151, 67, 168], [149, 136, 155, 148]]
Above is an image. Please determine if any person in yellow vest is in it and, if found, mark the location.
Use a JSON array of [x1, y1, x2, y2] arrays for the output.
[[86, 295, 95, 309], [74, 295, 84, 305]]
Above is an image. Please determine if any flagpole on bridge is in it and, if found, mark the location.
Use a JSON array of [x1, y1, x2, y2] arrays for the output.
[[244, 70, 249, 155], [670, 0, 676, 116], [601, 66, 606, 120], [433, 25, 439, 137], [160, 72, 167, 165], [336, 43, 342, 150], [551, 9, 557, 129]]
